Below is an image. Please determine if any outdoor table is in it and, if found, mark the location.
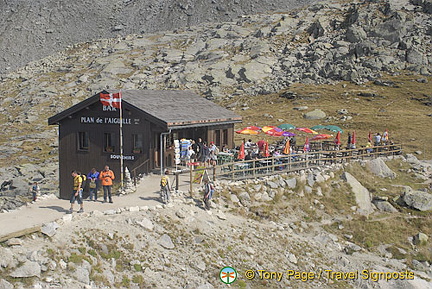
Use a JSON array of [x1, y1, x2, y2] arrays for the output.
[[234, 162, 250, 176]]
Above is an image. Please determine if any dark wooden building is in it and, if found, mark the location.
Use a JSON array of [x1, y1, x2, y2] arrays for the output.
[[48, 90, 242, 199]]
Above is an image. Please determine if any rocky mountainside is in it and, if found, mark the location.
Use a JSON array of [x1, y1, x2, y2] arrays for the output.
[[0, 0, 431, 199], [0, 0, 315, 74], [0, 155, 431, 288]]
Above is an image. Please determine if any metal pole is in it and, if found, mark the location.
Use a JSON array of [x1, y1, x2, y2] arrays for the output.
[[160, 129, 172, 175], [119, 91, 124, 194]]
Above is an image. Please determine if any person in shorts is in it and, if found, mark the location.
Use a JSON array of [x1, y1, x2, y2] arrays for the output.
[[69, 170, 84, 213]]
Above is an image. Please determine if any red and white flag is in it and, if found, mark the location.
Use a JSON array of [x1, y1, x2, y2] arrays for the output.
[[100, 92, 122, 108]]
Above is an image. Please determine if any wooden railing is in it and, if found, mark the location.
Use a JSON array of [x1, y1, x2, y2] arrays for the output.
[[131, 159, 151, 186], [210, 143, 403, 181]]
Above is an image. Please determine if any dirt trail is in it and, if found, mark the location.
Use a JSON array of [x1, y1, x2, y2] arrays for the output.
[[0, 173, 195, 241]]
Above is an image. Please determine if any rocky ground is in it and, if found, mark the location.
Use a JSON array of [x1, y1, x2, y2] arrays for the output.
[[0, 0, 316, 74], [0, 155, 431, 288], [0, 0, 431, 201]]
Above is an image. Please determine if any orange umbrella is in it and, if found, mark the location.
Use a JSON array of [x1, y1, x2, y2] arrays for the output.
[[311, 134, 332, 141], [335, 131, 341, 145], [238, 141, 245, 160], [283, 139, 291, 154], [296, 127, 318, 134], [235, 128, 259, 135], [368, 131, 372, 143], [262, 126, 277, 133]]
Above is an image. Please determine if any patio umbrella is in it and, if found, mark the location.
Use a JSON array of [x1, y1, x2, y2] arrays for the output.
[[311, 134, 333, 141], [368, 131, 372, 143], [246, 126, 261, 131], [303, 137, 310, 152], [296, 127, 318, 134], [263, 141, 270, 157], [238, 141, 245, 160], [262, 126, 277, 132], [335, 131, 341, 146], [265, 130, 295, 137], [235, 128, 259, 135], [278, 123, 296, 130], [310, 125, 327, 130], [325, 125, 343, 133], [283, 139, 291, 154]]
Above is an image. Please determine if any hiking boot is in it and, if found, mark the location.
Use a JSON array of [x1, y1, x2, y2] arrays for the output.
[[103, 199, 107, 203], [67, 208, 73, 214], [109, 200, 113, 203], [78, 208, 84, 213]]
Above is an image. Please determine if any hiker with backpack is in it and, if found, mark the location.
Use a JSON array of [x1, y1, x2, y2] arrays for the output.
[[203, 179, 215, 210], [160, 170, 171, 204], [69, 170, 84, 213]]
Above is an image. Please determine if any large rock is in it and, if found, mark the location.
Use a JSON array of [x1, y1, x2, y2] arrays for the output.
[[285, 178, 297, 189], [41, 222, 60, 237], [9, 261, 41, 278], [372, 200, 398, 213], [0, 248, 15, 269], [158, 234, 175, 249], [367, 158, 396, 179], [136, 218, 154, 231], [413, 232, 428, 245], [304, 109, 326, 120], [341, 172, 374, 215], [402, 190, 432, 211], [0, 279, 13, 289]]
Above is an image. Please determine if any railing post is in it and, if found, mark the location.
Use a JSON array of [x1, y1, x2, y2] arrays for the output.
[[189, 166, 193, 198]]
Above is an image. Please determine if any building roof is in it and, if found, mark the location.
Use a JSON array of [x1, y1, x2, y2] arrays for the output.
[[48, 90, 242, 129]]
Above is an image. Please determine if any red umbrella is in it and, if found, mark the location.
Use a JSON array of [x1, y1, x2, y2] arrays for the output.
[[263, 141, 270, 157], [335, 131, 341, 145], [238, 141, 245, 160], [351, 131, 356, 145], [368, 131, 372, 143], [311, 134, 332, 141], [296, 127, 318, 134], [283, 139, 291, 154], [303, 137, 310, 152]]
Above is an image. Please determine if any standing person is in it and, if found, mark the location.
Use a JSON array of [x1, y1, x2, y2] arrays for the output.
[[374, 133, 382, 146], [69, 171, 84, 213], [347, 133, 352, 149], [196, 138, 204, 163], [87, 168, 100, 202], [99, 165, 115, 203], [30, 182, 40, 202], [208, 142, 218, 166], [203, 179, 214, 210], [187, 145, 196, 163], [160, 170, 171, 204]]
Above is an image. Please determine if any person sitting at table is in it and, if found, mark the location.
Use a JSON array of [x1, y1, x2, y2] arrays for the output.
[[245, 139, 254, 148], [366, 141, 373, 153], [245, 151, 253, 161]]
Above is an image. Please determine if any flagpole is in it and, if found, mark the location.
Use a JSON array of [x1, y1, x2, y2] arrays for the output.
[[119, 90, 124, 194]]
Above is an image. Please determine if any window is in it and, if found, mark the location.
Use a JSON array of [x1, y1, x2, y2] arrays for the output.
[[78, 132, 89, 151], [132, 134, 143, 153], [223, 129, 228, 146], [215, 130, 221, 146], [104, 133, 115, 152]]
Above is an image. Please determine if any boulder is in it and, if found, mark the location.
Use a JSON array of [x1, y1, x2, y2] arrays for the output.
[[402, 190, 432, 211], [372, 200, 398, 213], [0, 279, 13, 289], [9, 261, 41, 278], [341, 172, 374, 215], [158, 234, 175, 249], [267, 181, 279, 189], [285, 178, 297, 189], [41, 222, 60, 237], [136, 218, 154, 231], [413, 232, 428, 245], [346, 26, 367, 42], [304, 109, 326, 120], [367, 158, 396, 179]]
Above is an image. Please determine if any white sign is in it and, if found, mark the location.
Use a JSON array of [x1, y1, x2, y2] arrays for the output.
[[110, 155, 135, 161], [80, 116, 139, 125]]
